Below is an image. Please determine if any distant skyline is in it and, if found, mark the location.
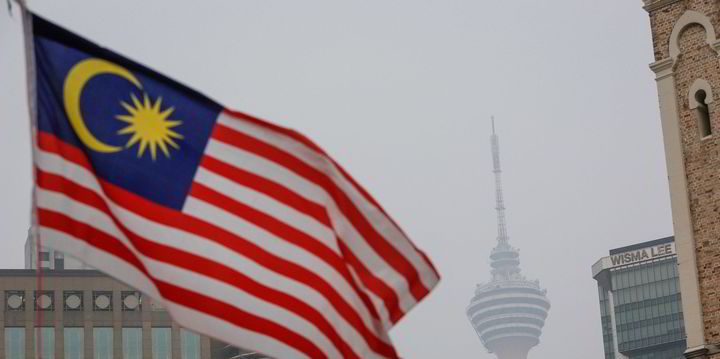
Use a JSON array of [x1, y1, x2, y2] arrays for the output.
[[0, 1, 672, 358]]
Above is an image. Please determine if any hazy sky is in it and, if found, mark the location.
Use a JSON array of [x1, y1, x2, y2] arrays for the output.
[[0, 1, 672, 357]]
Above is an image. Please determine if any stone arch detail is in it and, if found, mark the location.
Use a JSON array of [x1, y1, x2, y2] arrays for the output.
[[688, 78, 714, 110], [669, 10, 718, 60]]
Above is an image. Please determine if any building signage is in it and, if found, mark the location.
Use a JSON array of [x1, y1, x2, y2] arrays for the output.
[[608, 242, 675, 268]]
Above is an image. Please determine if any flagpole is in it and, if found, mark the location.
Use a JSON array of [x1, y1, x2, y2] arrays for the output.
[[17, 1, 43, 357]]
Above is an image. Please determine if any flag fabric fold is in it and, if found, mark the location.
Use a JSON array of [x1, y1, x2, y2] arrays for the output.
[[27, 11, 439, 359]]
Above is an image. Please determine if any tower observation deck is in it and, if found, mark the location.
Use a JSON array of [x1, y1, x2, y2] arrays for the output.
[[466, 119, 550, 359]]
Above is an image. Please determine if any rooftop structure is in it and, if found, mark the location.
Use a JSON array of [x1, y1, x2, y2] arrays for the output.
[[25, 226, 89, 270], [466, 119, 550, 359]]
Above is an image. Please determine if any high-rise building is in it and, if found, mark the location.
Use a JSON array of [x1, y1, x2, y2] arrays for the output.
[[642, 1, 720, 357], [592, 236, 686, 359], [466, 120, 550, 359]]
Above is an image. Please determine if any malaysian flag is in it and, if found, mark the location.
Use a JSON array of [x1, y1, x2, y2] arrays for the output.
[[26, 11, 439, 359]]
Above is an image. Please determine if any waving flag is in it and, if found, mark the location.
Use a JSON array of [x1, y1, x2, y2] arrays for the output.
[[27, 11, 439, 359]]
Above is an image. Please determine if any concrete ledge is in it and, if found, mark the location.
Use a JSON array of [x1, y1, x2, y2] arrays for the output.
[[0, 269, 107, 277], [643, 0, 683, 13], [649, 58, 674, 79], [685, 344, 720, 358]]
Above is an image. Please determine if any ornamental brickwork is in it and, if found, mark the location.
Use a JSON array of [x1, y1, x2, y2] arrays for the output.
[[644, 0, 720, 357]]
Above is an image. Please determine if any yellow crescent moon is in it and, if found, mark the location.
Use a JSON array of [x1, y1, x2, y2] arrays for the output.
[[63, 58, 142, 153]]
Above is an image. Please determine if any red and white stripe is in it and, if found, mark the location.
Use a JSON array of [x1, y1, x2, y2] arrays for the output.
[[33, 110, 439, 359]]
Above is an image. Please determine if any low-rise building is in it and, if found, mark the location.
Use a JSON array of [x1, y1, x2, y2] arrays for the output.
[[0, 269, 265, 359]]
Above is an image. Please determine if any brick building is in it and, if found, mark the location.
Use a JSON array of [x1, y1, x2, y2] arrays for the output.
[[643, 0, 720, 357]]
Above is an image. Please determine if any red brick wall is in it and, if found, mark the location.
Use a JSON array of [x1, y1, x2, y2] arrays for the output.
[[646, 0, 720, 352]]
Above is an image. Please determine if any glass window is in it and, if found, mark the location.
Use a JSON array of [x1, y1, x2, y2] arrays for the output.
[[94, 327, 113, 359], [123, 327, 142, 359], [5, 327, 25, 359], [180, 329, 200, 359], [65, 327, 84, 359], [34, 327, 54, 359], [152, 328, 171, 359], [55, 251, 65, 270], [649, 265, 657, 282], [662, 280, 671, 296]]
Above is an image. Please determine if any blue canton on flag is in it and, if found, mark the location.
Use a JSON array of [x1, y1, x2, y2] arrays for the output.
[[35, 24, 220, 209]]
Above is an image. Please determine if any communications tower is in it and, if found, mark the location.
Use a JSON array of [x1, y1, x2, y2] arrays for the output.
[[466, 119, 550, 359]]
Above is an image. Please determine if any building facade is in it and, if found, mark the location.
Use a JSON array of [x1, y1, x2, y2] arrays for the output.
[[0, 269, 205, 359], [22, 228, 265, 358], [466, 121, 550, 359], [643, 0, 720, 357], [0, 269, 265, 359], [592, 237, 686, 359]]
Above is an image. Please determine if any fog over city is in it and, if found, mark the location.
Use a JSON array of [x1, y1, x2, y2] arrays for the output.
[[0, 1, 672, 357]]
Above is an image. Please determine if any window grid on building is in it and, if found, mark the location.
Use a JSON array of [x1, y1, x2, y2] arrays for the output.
[[597, 255, 686, 358], [0, 271, 242, 359]]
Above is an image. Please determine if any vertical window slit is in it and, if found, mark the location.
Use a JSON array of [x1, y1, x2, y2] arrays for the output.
[[695, 89, 712, 138]]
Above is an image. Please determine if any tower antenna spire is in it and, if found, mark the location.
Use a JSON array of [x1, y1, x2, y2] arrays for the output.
[[490, 117, 508, 245]]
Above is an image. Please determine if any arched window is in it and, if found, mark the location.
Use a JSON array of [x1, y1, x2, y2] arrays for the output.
[[669, 11, 718, 61], [688, 79, 714, 139]]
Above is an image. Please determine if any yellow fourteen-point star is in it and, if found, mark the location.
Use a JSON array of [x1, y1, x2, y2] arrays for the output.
[[116, 93, 183, 160]]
